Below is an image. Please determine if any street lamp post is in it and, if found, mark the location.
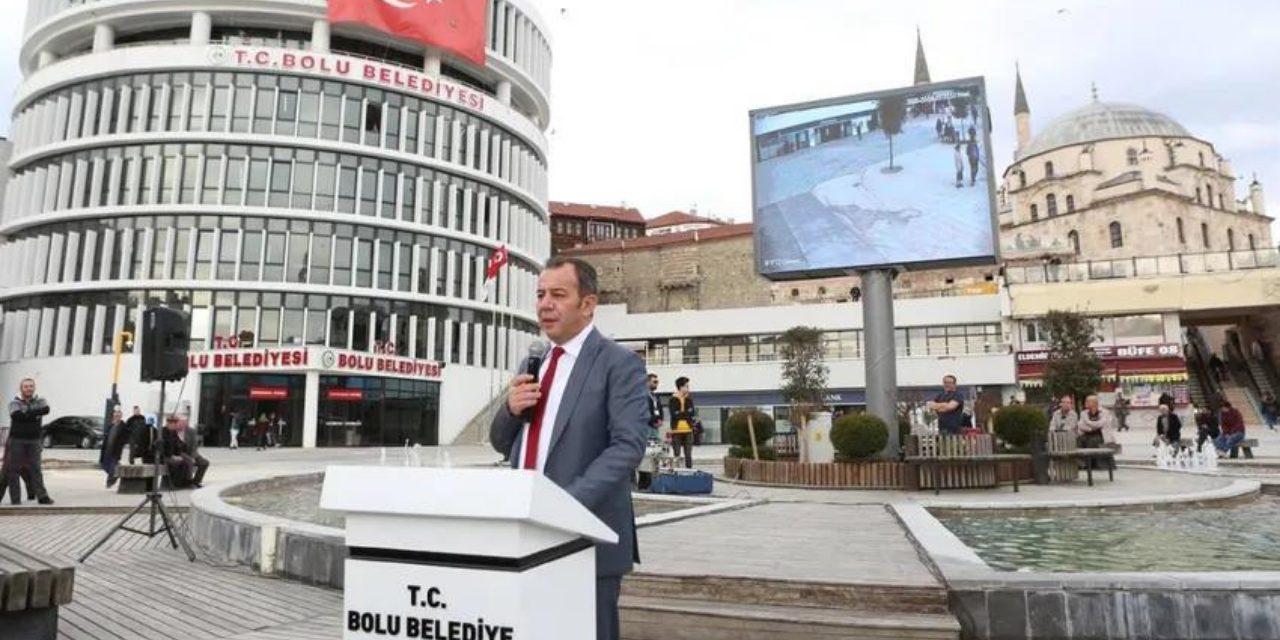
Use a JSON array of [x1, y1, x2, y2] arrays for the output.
[[103, 330, 134, 425]]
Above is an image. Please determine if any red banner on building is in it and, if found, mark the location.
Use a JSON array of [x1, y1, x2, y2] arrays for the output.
[[327, 0, 487, 65], [327, 389, 364, 402], [249, 387, 289, 400]]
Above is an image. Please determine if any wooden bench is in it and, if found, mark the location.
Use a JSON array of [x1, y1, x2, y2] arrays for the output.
[[906, 435, 1031, 495], [1046, 431, 1116, 486], [1230, 438, 1259, 459], [116, 463, 171, 494], [0, 541, 76, 639]]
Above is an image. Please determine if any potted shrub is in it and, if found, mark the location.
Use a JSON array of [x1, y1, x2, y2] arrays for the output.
[[831, 413, 890, 462], [723, 409, 777, 461], [993, 405, 1048, 452]]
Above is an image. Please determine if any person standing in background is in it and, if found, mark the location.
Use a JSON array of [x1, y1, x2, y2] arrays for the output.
[[669, 377, 696, 469], [100, 406, 128, 489], [645, 374, 663, 442], [6, 378, 54, 505], [1113, 393, 1131, 431], [927, 375, 965, 435]]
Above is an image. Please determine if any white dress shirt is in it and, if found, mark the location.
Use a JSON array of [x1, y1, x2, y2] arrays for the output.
[[521, 323, 595, 472]]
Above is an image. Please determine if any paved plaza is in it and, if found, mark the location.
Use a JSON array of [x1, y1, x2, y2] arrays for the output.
[[3, 424, 1278, 639]]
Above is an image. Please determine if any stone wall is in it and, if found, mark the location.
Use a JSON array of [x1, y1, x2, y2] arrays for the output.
[[578, 234, 999, 313]]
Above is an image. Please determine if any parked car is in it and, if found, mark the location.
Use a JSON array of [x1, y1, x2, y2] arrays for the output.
[[41, 416, 105, 449]]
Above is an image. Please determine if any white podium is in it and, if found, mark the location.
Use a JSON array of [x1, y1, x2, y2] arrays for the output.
[[321, 466, 618, 640]]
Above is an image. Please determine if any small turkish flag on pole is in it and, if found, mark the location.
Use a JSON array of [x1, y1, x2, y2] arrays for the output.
[[486, 244, 510, 281], [327, 0, 488, 66]]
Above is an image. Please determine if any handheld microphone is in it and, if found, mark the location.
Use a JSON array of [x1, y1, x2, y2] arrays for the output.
[[522, 341, 549, 422]]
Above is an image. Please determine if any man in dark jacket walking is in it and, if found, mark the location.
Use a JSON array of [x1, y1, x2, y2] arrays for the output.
[[6, 378, 54, 505]]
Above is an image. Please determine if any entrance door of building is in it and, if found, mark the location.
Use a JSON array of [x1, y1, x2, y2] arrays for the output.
[[198, 373, 305, 447]]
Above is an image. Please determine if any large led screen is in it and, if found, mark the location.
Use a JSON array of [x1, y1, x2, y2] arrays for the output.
[[751, 78, 998, 279]]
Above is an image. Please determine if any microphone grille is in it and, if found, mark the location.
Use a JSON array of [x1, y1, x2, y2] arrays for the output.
[[528, 341, 549, 359]]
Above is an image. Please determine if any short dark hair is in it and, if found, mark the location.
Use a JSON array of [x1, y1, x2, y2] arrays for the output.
[[1222, 400, 1233, 408], [676, 376, 690, 389], [544, 256, 599, 297], [943, 374, 957, 384], [647, 373, 658, 381]]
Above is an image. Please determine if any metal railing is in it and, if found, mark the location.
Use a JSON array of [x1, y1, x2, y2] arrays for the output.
[[641, 343, 1011, 367], [1006, 248, 1279, 285]]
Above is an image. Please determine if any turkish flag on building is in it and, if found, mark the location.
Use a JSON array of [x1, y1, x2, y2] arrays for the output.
[[327, 0, 487, 66], [486, 244, 509, 280]]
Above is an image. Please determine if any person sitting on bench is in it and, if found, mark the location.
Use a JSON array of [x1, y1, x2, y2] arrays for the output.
[[129, 415, 158, 464], [1076, 395, 1112, 450], [1214, 401, 1246, 457], [162, 415, 209, 489]]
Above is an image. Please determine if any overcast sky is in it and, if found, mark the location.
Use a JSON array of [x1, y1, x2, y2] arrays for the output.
[[3, 0, 1276, 231]]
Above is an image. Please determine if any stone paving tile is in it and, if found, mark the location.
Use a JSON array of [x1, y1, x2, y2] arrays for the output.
[[637, 502, 940, 587]]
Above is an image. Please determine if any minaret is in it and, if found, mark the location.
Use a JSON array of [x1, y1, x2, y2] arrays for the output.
[[1014, 64, 1031, 153], [1251, 176, 1267, 217], [913, 27, 931, 85]]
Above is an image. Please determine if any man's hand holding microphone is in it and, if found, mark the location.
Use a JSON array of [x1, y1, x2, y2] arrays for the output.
[[508, 342, 549, 421]]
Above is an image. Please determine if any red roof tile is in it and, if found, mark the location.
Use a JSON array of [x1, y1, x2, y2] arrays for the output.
[[563, 223, 756, 255], [646, 211, 725, 229], [549, 201, 646, 225]]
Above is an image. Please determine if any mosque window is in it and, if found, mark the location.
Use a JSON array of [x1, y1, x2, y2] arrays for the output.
[[1029, 204, 1039, 221], [1206, 184, 1214, 207], [1068, 230, 1080, 255], [1046, 194, 1058, 217], [1176, 218, 1185, 244], [1018, 171, 1027, 189], [1199, 151, 1205, 167], [1044, 161, 1054, 178], [1195, 187, 1202, 204], [1228, 229, 1235, 251], [1126, 148, 1139, 166], [1065, 195, 1076, 212], [1201, 223, 1210, 249], [1250, 234, 1257, 250], [1219, 194, 1226, 209], [1109, 222, 1123, 248]]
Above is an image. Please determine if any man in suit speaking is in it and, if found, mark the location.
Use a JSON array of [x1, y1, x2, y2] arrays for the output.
[[490, 256, 648, 640]]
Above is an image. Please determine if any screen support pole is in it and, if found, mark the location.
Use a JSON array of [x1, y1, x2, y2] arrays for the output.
[[859, 268, 899, 457]]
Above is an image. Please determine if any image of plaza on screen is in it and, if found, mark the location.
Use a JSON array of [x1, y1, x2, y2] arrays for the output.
[[752, 79, 998, 277]]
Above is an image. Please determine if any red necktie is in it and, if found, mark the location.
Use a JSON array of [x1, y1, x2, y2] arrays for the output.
[[523, 346, 565, 470]]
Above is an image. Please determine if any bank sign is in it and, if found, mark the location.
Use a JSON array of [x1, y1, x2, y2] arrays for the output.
[[187, 347, 443, 380]]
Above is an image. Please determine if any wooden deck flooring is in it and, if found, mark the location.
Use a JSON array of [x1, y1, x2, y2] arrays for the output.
[[0, 513, 342, 640]]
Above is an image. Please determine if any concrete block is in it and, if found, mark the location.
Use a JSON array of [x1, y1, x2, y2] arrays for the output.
[[949, 590, 989, 640], [1189, 592, 1238, 640], [1232, 593, 1280, 640], [1026, 591, 1067, 640], [1065, 590, 1127, 640], [1128, 591, 1190, 640], [987, 590, 1027, 640]]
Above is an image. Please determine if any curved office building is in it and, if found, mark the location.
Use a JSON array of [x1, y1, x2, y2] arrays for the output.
[[0, 0, 552, 447]]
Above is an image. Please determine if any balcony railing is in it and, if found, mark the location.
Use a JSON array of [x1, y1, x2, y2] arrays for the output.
[[1005, 248, 1279, 285], [641, 343, 1011, 367]]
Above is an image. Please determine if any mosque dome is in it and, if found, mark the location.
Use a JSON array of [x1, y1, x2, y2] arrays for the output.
[[1020, 101, 1193, 159]]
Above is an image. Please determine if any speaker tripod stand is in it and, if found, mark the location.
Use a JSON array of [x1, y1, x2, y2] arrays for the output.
[[80, 380, 195, 563]]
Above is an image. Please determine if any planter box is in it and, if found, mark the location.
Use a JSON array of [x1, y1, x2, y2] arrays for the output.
[[723, 457, 1034, 490], [724, 457, 910, 489]]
